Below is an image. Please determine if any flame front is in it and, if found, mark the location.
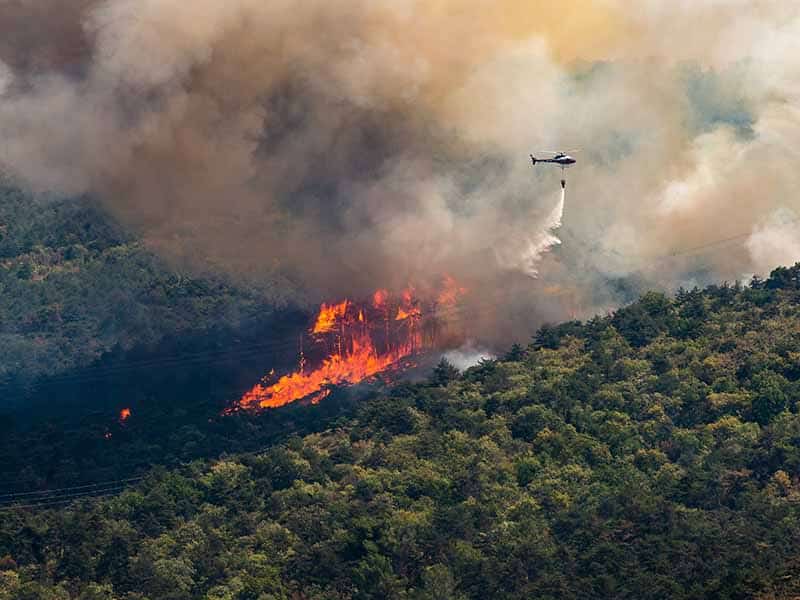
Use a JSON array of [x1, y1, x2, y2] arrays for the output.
[[237, 333, 419, 410], [232, 280, 465, 412]]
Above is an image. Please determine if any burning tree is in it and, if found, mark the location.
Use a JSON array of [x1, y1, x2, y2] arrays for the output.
[[231, 279, 466, 411]]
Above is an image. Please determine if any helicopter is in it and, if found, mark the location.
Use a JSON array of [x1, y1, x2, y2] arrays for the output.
[[530, 151, 577, 170], [530, 151, 576, 189]]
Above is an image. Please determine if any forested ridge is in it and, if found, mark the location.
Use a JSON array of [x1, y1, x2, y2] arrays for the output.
[[0, 186, 353, 492], [3, 266, 800, 599], [0, 185, 295, 383]]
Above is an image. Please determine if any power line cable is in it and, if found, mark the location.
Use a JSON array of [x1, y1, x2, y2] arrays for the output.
[[0, 485, 134, 508], [3, 215, 765, 394], [0, 296, 496, 397], [0, 491, 133, 511], [4, 205, 798, 507], [0, 476, 143, 499]]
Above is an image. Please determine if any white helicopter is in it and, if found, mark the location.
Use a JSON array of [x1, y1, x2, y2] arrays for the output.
[[530, 151, 577, 170], [530, 151, 577, 189]]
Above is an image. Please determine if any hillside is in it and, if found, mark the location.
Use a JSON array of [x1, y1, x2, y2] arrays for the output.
[[0, 184, 294, 383], [0, 184, 321, 491], [3, 267, 800, 599]]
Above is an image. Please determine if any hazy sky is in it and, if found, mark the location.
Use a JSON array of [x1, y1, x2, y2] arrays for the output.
[[1, 0, 799, 338]]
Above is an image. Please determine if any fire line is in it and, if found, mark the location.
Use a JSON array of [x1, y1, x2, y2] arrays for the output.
[[230, 279, 466, 412]]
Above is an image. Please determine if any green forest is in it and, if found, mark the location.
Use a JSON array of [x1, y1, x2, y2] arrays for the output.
[[3, 264, 800, 599], [0, 184, 295, 383]]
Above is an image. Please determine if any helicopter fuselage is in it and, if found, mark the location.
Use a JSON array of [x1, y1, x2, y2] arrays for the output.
[[537, 155, 575, 166]]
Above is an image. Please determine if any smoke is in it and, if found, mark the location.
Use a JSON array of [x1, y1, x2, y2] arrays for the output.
[[495, 179, 564, 277], [1, 0, 799, 341], [443, 345, 495, 372], [746, 208, 800, 274]]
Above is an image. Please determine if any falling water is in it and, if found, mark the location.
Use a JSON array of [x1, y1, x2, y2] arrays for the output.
[[520, 179, 566, 277]]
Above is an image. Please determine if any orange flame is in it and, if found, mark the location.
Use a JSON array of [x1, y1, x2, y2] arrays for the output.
[[396, 306, 422, 321], [237, 333, 420, 410], [396, 286, 422, 321], [373, 289, 389, 309], [437, 274, 468, 308], [231, 282, 464, 413], [312, 300, 349, 334], [119, 408, 131, 422]]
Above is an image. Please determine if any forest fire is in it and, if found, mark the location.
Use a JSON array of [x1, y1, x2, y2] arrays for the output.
[[231, 279, 466, 412], [312, 301, 349, 334]]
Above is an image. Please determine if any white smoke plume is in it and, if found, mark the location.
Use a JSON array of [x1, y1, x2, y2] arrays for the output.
[[747, 208, 800, 275], [1, 0, 799, 342], [443, 345, 495, 372], [495, 181, 564, 277]]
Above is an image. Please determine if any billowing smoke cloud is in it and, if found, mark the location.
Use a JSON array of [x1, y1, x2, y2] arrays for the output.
[[1, 0, 799, 342]]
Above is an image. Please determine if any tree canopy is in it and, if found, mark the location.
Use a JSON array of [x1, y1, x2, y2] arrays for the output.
[[4, 264, 800, 599]]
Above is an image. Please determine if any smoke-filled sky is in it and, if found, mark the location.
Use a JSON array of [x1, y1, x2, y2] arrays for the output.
[[1, 0, 799, 338]]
